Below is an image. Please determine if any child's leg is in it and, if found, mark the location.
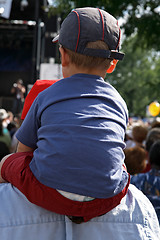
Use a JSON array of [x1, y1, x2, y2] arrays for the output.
[[1, 152, 130, 222]]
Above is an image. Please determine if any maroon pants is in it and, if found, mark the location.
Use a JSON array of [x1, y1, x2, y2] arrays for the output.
[[1, 152, 130, 222]]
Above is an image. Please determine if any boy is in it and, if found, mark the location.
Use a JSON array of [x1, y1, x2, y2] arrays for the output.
[[0, 7, 129, 223]]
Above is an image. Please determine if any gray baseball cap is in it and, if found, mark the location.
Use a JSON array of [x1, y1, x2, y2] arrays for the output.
[[53, 7, 124, 60]]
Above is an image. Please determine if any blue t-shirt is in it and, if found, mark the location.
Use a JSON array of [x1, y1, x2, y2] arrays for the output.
[[16, 74, 128, 198]]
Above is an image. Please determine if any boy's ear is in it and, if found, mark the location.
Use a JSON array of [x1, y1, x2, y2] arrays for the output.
[[59, 47, 70, 67], [106, 59, 118, 74]]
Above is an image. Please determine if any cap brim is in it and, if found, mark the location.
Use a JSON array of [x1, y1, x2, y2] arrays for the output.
[[110, 50, 125, 61], [83, 48, 125, 60], [52, 35, 59, 43]]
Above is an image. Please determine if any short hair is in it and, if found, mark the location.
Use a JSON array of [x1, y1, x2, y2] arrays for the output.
[[145, 128, 160, 152], [151, 117, 160, 129], [63, 40, 112, 70], [132, 124, 148, 143], [149, 140, 160, 167], [124, 146, 147, 175]]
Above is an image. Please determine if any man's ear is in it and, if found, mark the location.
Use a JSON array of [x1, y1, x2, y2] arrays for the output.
[[59, 47, 70, 67]]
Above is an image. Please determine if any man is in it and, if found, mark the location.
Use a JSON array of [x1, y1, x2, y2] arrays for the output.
[[0, 182, 159, 240]]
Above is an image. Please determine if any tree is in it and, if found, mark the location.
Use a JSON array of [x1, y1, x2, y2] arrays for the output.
[[107, 35, 160, 117], [48, 0, 160, 51]]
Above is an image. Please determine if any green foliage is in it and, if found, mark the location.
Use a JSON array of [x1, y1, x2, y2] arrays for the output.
[[107, 35, 160, 117], [47, 0, 74, 18]]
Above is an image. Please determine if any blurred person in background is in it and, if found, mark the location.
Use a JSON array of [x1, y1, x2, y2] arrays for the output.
[[131, 140, 160, 223], [6, 111, 17, 138], [124, 146, 147, 175], [10, 114, 23, 153], [0, 109, 11, 150], [11, 79, 26, 115], [142, 127, 160, 173], [150, 117, 160, 129], [132, 123, 148, 148], [125, 122, 148, 149]]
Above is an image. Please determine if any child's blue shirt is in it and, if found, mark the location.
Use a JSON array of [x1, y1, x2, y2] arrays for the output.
[[16, 73, 128, 198]]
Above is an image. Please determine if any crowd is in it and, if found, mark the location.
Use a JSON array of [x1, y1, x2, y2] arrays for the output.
[[125, 118, 160, 222], [0, 108, 22, 156], [0, 77, 26, 156], [0, 6, 159, 240]]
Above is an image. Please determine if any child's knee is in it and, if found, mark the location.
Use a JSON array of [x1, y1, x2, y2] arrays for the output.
[[1, 154, 14, 164]]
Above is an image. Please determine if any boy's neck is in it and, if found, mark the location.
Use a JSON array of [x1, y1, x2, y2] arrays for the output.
[[60, 47, 107, 79], [64, 64, 106, 79]]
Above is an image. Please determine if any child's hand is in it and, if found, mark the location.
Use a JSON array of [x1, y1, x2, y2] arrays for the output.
[[0, 154, 13, 183]]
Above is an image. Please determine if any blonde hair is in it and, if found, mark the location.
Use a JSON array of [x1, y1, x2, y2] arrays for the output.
[[63, 41, 112, 70]]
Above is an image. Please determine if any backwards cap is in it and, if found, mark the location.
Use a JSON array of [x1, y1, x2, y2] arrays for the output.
[[53, 7, 124, 60]]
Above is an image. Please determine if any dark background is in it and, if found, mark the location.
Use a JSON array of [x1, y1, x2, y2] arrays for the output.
[[0, 0, 57, 105]]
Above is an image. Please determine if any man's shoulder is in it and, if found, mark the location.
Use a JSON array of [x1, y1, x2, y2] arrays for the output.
[[0, 183, 65, 240], [82, 184, 160, 239], [0, 183, 64, 226], [0, 183, 159, 240]]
